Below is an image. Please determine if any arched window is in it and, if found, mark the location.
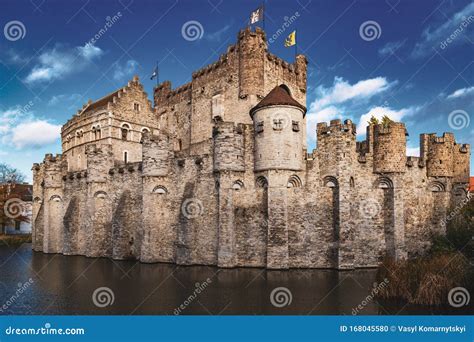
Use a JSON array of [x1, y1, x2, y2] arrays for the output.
[[92, 124, 101, 140], [140, 127, 150, 142], [123, 151, 128, 164], [121, 123, 130, 141]]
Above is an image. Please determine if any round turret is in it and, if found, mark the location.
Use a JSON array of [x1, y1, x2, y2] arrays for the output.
[[250, 85, 306, 171], [373, 122, 407, 173]]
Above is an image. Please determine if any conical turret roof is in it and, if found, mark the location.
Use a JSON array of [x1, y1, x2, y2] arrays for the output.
[[250, 85, 306, 117]]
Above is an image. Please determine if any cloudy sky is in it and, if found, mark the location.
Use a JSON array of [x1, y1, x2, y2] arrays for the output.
[[0, 0, 473, 181]]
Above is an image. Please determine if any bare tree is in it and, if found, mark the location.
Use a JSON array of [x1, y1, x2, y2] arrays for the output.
[[0, 163, 26, 184], [0, 163, 28, 235]]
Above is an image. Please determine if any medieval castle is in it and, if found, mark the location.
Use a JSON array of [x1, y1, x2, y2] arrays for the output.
[[31, 27, 470, 269]]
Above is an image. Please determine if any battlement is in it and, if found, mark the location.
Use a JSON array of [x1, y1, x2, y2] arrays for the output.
[[427, 132, 455, 144], [317, 119, 356, 136], [43, 153, 63, 164], [238, 26, 266, 41]]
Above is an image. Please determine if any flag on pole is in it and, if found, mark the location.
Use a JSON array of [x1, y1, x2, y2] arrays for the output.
[[250, 6, 263, 24], [150, 66, 158, 80], [284, 31, 296, 47]]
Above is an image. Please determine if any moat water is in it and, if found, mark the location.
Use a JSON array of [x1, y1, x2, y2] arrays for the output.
[[0, 244, 465, 315]]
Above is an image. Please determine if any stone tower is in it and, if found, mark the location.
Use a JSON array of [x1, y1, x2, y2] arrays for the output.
[[250, 85, 306, 269]]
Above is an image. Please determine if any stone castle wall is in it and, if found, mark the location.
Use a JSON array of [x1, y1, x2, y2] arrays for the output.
[[31, 27, 471, 270]]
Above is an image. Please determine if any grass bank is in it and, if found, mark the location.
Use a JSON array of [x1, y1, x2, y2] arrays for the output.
[[0, 234, 32, 247]]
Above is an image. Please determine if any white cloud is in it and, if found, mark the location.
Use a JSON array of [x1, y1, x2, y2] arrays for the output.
[[406, 146, 420, 157], [78, 44, 103, 60], [112, 59, 139, 81], [0, 106, 60, 149], [11, 121, 61, 148], [357, 106, 419, 137], [378, 39, 407, 57], [411, 2, 474, 58], [312, 76, 395, 111], [447, 86, 474, 99], [25, 44, 103, 84], [305, 76, 396, 141]]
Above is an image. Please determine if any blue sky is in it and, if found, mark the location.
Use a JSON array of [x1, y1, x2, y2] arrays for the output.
[[0, 0, 473, 182]]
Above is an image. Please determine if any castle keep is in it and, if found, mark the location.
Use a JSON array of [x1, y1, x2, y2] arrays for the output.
[[31, 27, 470, 269]]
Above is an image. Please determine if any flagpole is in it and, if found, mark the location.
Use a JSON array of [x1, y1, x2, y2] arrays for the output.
[[156, 61, 159, 87], [262, 1, 265, 31]]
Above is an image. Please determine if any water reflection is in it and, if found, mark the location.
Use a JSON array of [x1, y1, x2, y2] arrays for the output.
[[0, 244, 463, 315]]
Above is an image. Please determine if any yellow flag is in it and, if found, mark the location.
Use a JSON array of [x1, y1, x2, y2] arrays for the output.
[[284, 31, 296, 47]]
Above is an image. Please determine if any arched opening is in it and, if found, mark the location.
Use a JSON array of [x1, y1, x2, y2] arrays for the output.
[[287, 175, 302, 188], [322, 176, 340, 267], [373, 176, 395, 258], [140, 127, 150, 142], [232, 180, 244, 190], [279, 84, 291, 96], [94, 191, 107, 199], [429, 181, 446, 192], [256, 175, 268, 189], [123, 151, 128, 164], [121, 123, 130, 141], [152, 185, 168, 194]]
